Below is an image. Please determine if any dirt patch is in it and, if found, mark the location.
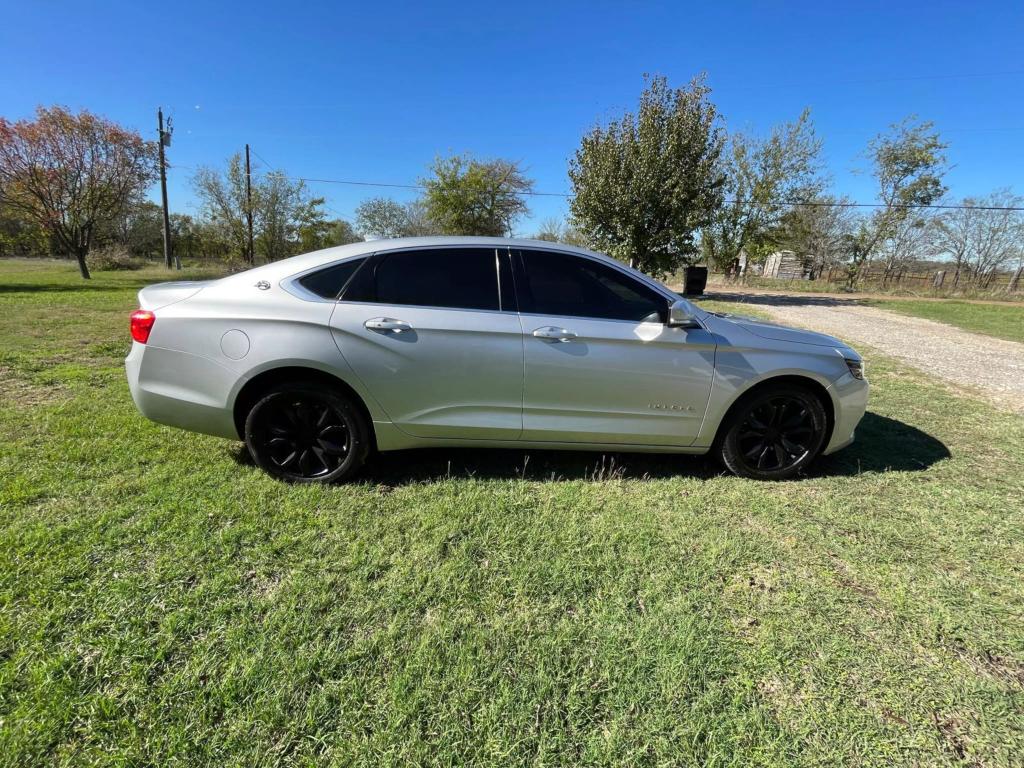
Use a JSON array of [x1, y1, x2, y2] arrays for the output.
[[0, 365, 68, 407], [243, 569, 287, 601], [932, 712, 975, 764]]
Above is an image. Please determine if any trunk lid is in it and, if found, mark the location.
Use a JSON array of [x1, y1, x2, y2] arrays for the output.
[[137, 281, 208, 310]]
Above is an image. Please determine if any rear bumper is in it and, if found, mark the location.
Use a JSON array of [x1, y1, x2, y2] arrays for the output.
[[125, 342, 239, 439], [823, 374, 869, 454]]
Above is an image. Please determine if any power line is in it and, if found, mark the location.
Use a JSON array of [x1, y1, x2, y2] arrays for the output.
[[178, 150, 1024, 213], [248, 147, 276, 173], [244, 170, 1024, 211]]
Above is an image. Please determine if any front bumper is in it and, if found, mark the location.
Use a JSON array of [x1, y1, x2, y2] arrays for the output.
[[823, 372, 869, 454]]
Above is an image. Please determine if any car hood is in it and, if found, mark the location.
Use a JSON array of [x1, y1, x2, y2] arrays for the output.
[[717, 314, 849, 350]]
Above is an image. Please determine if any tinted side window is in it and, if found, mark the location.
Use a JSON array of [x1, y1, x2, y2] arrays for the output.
[[517, 250, 666, 322], [361, 248, 501, 311], [297, 258, 364, 299]]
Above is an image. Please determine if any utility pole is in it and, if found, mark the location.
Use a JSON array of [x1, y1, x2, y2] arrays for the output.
[[245, 143, 255, 265], [157, 108, 177, 269]]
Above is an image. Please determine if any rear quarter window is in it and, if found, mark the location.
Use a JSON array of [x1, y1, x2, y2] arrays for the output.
[[297, 258, 365, 299]]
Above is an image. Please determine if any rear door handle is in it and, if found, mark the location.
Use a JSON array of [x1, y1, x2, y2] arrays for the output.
[[532, 326, 578, 342], [365, 317, 412, 333]]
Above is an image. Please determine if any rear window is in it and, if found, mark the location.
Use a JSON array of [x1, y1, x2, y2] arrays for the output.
[[297, 258, 365, 299]]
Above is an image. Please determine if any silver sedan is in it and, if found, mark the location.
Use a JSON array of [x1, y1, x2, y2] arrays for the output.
[[126, 237, 868, 482]]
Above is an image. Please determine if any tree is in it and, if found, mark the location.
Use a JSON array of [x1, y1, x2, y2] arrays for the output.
[[935, 190, 1024, 287], [192, 155, 251, 263], [420, 154, 533, 236], [255, 171, 326, 261], [354, 197, 435, 239], [193, 157, 327, 263], [293, 216, 360, 253], [327, 219, 362, 247], [190, 218, 234, 262], [878, 213, 938, 281], [0, 205, 49, 258], [846, 117, 947, 288], [355, 197, 411, 239], [569, 74, 725, 275], [533, 216, 589, 248], [704, 109, 824, 270], [105, 200, 164, 260], [773, 197, 859, 277], [0, 106, 157, 278]]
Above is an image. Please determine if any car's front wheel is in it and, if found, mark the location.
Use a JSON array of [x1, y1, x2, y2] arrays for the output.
[[717, 383, 828, 480], [244, 383, 370, 483]]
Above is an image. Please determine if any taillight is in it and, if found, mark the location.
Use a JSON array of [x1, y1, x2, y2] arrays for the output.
[[130, 309, 155, 344]]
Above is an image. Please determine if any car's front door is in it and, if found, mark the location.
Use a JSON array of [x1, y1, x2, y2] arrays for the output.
[[329, 247, 523, 440], [514, 248, 716, 446]]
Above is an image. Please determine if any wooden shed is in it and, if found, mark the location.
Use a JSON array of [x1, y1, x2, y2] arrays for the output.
[[763, 250, 811, 280]]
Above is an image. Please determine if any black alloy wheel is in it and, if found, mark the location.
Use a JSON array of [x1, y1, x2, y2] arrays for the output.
[[718, 384, 828, 480], [245, 383, 369, 483]]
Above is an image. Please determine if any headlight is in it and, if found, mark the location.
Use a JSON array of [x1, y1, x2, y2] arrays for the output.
[[844, 358, 865, 380]]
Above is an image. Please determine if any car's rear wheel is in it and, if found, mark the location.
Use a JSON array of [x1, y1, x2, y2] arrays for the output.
[[717, 383, 828, 480], [244, 383, 370, 483]]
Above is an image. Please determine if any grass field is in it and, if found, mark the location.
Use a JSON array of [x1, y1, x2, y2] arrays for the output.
[[709, 274, 1024, 303], [864, 299, 1024, 344], [2, 259, 1023, 767]]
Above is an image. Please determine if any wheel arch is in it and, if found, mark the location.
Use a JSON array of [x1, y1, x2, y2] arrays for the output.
[[231, 365, 377, 449], [711, 374, 835, 448]]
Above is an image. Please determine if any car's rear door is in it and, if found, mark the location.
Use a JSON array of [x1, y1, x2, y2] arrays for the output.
[[328, 246, 524, 439], [513, 248, 716, 446]]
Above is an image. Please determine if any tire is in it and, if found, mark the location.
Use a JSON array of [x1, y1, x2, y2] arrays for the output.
[[717, 383, 828, 480], [244, 382, 370, 483]]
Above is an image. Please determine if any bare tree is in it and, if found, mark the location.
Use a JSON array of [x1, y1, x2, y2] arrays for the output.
[[0, 106, 157, 279], [935, 190, 1024, 287], [965, 192, 1024, 286], [933, 202, 973, 286], [878, 213, 938, 281], [533, 217, 589, 247]]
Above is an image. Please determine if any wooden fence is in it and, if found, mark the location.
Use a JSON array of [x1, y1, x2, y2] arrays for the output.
[[801, 266, 1023, 292]]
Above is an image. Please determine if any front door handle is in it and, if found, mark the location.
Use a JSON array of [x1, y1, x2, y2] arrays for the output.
[[365, 317, 412, 333], [532, 326, 578, 342]]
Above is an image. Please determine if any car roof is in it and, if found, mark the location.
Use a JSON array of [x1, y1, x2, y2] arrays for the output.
[[213, 236, 691, 309], [218, 236, 618, 283]]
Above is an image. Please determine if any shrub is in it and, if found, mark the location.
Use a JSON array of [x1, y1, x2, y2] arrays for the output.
[[86, 245, 142, 271]]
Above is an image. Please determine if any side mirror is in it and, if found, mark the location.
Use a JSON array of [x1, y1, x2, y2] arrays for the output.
[[667, 298, 700, 328]]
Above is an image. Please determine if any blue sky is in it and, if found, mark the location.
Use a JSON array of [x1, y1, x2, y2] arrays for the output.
[[2, 1, 1022, 233]]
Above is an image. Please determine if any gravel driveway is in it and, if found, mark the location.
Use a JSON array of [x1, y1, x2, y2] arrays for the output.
[[728, 299, 1024, 413]]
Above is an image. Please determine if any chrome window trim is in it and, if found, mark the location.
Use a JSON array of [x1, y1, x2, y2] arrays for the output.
[[280, 242, 706, 331], [333, 299, 516, 318]]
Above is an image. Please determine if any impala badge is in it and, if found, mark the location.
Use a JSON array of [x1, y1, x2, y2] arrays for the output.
[[255, 280, 271, 290], [648, 403, 693, 412]]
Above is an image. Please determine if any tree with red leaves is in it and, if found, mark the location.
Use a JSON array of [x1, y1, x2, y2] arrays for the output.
[[0, 106, 157, 279]]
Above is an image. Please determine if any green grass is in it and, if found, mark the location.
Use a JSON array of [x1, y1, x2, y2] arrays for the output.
[[863, 299, 1024, 344], [2, 258, 1023, 766]]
